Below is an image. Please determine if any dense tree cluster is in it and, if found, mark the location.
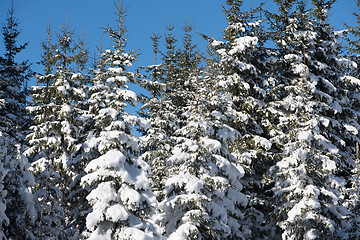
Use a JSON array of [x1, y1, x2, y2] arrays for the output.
[[1, 0, 360, 239]]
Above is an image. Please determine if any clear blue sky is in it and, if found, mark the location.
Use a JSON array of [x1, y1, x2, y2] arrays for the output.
[[0, 0, 358, 84]]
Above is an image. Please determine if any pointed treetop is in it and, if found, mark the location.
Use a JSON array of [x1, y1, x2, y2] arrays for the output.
[[105, 0, 129, 52], [74, 26, 89, 72], [150, 32, 161, 65], [2, 3, 28, 65], [39, 20, 54, 76]]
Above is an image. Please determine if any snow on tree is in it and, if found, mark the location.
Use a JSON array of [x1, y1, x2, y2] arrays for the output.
[[262, 0, 360, 238], [203, 1, 274, 237], [25, 19, 89, 239], [79, 1, 158, 239], [139, 21, 188, 200], [160, 48, 249, 240], [0, 5, 36, 240], [139, 31, 170, 199], [139, 17, 249, 238]]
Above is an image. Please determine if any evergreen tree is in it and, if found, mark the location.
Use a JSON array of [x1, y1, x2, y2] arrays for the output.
[[0, 5, 36, 240], [26, 20, 89, 239], [204, 1, 274, 237], [139, 22, 182, 199], [66, 28, 91, 238], [139, 16, 249, 238], [161, 44, 249, 240], [139, 31, 170, 198], [263, 0, 360, 238], [79, 1, 158, 239]]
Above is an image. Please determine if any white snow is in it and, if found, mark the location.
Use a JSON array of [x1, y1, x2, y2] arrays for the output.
[[84, 150, 126, 173], [253, 136, 272, 150], [298, 131, 313, 142], [292, 63, 309, 76], [305, 229, 319, 240], [277, 149, 307, 169], [168, 222, 198, 240], [293, 30, 317, 41], [185, 178, 204, 194], [99, 108, 118, 119], [86, 182, 117, 203], [86, 208, 104, 231], [211, 39, 224, 47], [314, 134, 339, 154], [229, 36, 258, 55], [217, 126, 238, 143], [119, 89, 137, 106], [336, 57, 357, 69], [200, 137, 221, 152], [320, 77, 337, 93], [57, 86, 66, 94], [120, 186, 141, 208], [284, 54, 302, 62], [328, 175, 346, 189], [168, 147, 190, 164], [344, 124, 358, 135], [165, 173, 203, 194], [322, 157, 336, 171], [342, 75, 360, 86], [227, 188, 247, 207], [108, 67, 123, 74], [248, 20, 262, 27], [118, 227, 153, 240], [319, 117, 330, 127]]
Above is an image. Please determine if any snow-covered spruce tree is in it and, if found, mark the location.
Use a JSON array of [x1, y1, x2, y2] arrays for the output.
[[139, 21, 190, 236], [204, 1, 274, 238], [25, 20, 89, 239], [139, 22, 185, 200], [262, 0, 360, 238], [141, 20, 248, 238], [0, 5, 36, 240], [139, 31, 171, 198], [79, 2, 157, 239], [64, 29, 92, 238]]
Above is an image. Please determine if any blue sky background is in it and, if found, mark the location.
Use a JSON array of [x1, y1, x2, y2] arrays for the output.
[[0, 0, 358, 83]]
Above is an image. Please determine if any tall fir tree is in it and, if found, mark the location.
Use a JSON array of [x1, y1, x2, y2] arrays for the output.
[[26, 19, 89, 239], [262, 0, 360, 238], [204, 0, 274, 237], [140, 16, 250, 238], [139, 31, 170, 198], [139, 22, 182, 199], [0, 5, 36, 240], [79, 1, 158, 239]]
